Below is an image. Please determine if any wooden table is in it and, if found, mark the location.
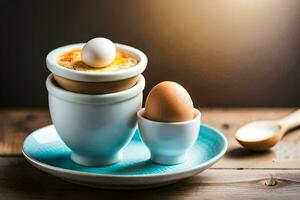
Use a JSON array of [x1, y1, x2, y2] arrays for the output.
[[0, 108, 299, 199]]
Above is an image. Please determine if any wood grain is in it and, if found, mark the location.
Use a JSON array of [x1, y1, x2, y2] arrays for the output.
[[0, 108, 300, 168], [0, 108, 299, 199], [0, 108, 51, 155], [0, 157, 299, 200]]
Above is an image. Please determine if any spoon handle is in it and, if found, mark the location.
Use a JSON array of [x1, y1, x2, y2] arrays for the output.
[[277, 109, 300, 133]]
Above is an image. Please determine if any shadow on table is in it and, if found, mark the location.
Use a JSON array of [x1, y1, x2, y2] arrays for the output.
[[1, 157, 199, 200], [226, 147, 273, 159]]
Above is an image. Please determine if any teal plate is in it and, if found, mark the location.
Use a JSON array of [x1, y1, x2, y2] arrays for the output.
[[23, 124, 227, 189]]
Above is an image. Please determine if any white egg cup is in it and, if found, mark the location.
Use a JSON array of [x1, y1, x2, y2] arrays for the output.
[[46, 43, 147, 82], [137, 109, 201, 165], [46, 74, 145, 166]]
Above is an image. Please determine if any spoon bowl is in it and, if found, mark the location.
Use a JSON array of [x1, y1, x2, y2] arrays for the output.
[[235, 109, 300, 151], [235, 121, 282, 151]]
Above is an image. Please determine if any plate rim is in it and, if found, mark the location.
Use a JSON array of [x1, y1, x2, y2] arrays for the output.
[[23, 124, 228, 179]]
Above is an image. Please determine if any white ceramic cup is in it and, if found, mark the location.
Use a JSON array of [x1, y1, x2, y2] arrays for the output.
[[46, 74, 145, 166], [137, 108, 201, 165]]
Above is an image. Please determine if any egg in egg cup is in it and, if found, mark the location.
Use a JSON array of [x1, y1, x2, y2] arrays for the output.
[[137, 82, 201, 165]]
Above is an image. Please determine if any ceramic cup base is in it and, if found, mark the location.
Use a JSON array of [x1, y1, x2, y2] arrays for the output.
[[150, 153, 187, 165], [71, 152, 122, 167]]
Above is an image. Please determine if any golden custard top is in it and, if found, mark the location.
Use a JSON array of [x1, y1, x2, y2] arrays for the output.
[[57, 48, 137, 72]]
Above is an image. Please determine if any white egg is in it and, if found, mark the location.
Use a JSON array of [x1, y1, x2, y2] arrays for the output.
[[81, 38, 116, 68]]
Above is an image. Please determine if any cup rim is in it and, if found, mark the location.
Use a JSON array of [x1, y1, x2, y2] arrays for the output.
[[137, 108, 201, 125], [46, 73, 145, 104], [46, 43, 147, 82]]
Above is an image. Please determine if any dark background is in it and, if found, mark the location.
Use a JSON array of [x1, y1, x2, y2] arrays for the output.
[[0, 0, 299, 107]]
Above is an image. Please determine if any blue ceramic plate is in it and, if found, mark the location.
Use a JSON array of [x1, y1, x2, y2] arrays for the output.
[[23, 124, 227, 189]]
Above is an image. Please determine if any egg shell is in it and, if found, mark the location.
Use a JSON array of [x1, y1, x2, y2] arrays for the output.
[[144, 81, 194, 122], [81, 38, 116, 68]]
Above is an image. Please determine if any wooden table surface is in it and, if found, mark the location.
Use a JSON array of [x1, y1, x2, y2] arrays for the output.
[[0, 108, 299, 200]]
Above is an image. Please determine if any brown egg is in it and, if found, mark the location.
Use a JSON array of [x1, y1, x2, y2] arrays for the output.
[[144, 81, 194, 122]]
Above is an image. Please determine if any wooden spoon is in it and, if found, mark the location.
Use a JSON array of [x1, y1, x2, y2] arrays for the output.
[[235, 109, 300, 151]]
